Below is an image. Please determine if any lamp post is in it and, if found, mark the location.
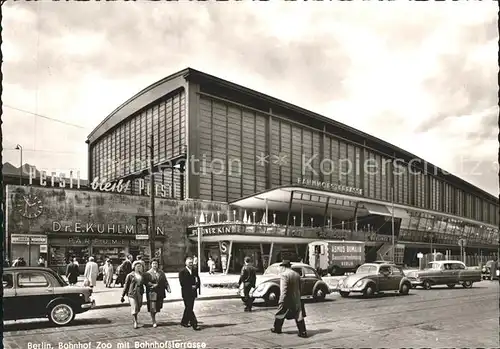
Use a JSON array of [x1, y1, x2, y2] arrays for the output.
[[146, 135, 156, 267], [391, 187, 395, 263], [15, 144, 22, 185]]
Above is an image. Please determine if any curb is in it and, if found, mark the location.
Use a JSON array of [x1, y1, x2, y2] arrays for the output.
[[93, 294, 240, 310]]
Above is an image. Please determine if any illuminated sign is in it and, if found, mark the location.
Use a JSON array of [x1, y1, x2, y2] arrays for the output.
[[296, 177, 363, 195], [29, 167, 81, 188], [52, 221, 164, 235]]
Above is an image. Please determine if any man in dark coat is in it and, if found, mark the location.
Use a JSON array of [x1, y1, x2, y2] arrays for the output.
[[238, 256, 257, 312], [271, 260, 307, 338], [66, 259, 79, 285], [179, 256, 200, 330], [490, 258, 498, 280]]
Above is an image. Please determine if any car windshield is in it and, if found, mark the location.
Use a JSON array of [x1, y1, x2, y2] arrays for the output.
[[264, 265, 281, 275], [356, 265, 376, 274]]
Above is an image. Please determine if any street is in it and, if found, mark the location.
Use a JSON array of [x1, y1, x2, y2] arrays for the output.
[[4, 280, 498, 349]]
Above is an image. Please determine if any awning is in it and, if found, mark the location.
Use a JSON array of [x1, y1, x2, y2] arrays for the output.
[[362, 203, 392, 217], [386, 206, 410, 220]]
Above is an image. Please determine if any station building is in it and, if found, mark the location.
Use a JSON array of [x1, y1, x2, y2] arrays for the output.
[[7, 68, 497, 272]]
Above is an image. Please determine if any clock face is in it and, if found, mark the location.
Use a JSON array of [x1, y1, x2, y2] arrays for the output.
[[16, 194, 44, 219]]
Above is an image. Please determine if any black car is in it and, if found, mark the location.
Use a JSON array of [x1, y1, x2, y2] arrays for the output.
[[3, 267, 95, 326]]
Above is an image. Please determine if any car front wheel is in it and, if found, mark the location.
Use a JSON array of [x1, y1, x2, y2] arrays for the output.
[[422, 280, 432, 290], [399, 283, 410, 295], [48, 302, 75, 326], [363, 284, 375, 298]]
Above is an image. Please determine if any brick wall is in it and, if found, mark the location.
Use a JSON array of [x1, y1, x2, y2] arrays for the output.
[[6, 185, 229, 271]]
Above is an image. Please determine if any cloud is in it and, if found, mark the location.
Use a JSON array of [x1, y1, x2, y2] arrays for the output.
[[2, 1, 498, 197]]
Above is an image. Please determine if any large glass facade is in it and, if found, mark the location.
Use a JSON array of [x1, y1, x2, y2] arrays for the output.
[[90, 90, 186, 183], [398, 210, 497, 246]]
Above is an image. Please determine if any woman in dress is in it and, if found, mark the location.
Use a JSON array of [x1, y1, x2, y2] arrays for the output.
[[103, 259, 114, 288], [146, 259, 171, 327], [121, 261, 145, 328]]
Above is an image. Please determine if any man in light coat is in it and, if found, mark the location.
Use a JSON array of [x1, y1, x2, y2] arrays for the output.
[[271, 260, 307, 338], [84, 256, 99, 288]]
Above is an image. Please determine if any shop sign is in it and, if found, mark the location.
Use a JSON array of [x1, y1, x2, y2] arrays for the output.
[[68, 237, 128, 245], [296, 177, 363, 196], [11, 234, 47, 244], [220, 241, 229, 253], [52, 221, 165, 235], [196, 225, 245, 236], [40, 245, 48, 253]]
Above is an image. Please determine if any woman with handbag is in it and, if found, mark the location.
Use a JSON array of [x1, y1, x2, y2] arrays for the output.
[[145, 258, 171, 328], [121, 261, 145, 329]]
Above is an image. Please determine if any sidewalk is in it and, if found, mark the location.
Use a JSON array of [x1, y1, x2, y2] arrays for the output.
[[75, 272, 342, 309], [76, 272, 244, 309]]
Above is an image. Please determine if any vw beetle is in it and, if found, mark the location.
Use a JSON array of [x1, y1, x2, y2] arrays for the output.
[[245, 262, 331, 306], [336, 263, 411, 298]]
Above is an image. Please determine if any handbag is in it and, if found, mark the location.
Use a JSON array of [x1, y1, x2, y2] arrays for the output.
[[149, 291, 158, 301]]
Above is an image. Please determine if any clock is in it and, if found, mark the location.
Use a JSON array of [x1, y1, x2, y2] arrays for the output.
[[15, 194, 44, 219]]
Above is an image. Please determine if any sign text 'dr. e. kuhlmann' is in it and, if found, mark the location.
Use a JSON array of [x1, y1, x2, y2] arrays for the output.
[[52, 222, 165, 235]]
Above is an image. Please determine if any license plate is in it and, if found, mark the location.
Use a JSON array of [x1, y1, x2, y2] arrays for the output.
[[340, 288, 351, 292]]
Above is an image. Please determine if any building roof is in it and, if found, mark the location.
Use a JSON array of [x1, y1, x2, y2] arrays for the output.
[[87, 68, 498, 203]]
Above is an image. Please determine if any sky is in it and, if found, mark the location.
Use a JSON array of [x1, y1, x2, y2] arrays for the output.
[[2, 2, 498, 196]]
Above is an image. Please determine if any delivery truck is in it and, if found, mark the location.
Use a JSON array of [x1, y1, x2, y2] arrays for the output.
[[308, 240, 365, 276]]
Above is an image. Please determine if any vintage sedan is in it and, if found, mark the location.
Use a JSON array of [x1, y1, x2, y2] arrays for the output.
[[405, 260, 481, 289], [246, 262, 331, 306], [3, 267, 95, 326], [336, 263, 411, 298]]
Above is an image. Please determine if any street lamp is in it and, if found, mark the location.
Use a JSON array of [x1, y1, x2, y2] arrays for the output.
[[15, 144, 22, 185]]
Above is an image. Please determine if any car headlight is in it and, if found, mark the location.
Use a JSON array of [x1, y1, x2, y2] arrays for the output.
[[354, 280, 364, 287]]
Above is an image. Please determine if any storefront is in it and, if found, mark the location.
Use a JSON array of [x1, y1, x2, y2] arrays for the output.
[[48, 235, 163, 274], [10, 234, 48, 267]]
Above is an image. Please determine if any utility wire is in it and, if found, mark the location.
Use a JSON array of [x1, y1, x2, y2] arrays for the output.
[[4, 105, 89, 129], [3, 148, 85, 155]]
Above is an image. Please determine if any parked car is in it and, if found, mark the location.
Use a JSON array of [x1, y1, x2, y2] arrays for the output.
[[246, 262, 331, 306], [481, 260, 499, 280], [335, 263, 411, 298], [405, 260, 481, 289], [3, 267, 95, 326]]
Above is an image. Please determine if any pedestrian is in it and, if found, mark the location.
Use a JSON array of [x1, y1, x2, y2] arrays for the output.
[[3, 257, 10, 267], [145, 258, 171, 327], [73, 257, 79, 267], [66, 258, 79, 285], [136, 255, 146, 270], [121, 261, 146, 329], [14, 257, 26, 267], [490, 258, 498, 280], [193, 255, 198, 271], [103, 259, 114, 288], [178, 256, 200, 330], [270, 260, 307, 338], [238, 256, 256, 312], [116, 257, 132, 287], [38, 257, 46, 267], [207, 257, 215, 275], [84, 257, 99, 288]]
